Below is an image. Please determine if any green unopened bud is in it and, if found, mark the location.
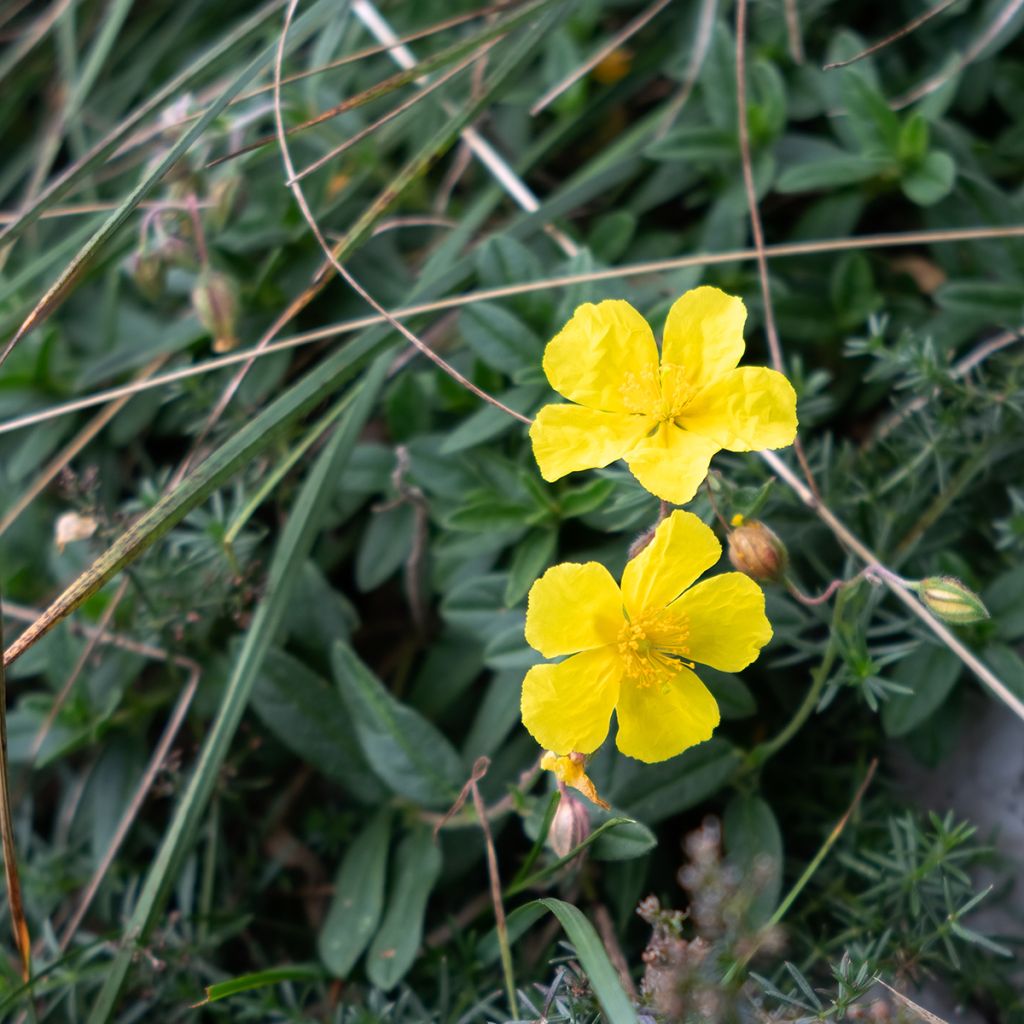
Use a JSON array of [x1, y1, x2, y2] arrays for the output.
[[913, 576, 989, 625], [192, 270, 239, 352], [128, 251, 166, 302], [208, 174, 246, 231], [727, 516, 788, 583]]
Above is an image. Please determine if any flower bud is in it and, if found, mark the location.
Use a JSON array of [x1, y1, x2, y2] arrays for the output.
[[548, 792, 590, 859], [192, 270, 239, 352], [128, 251, 166, 302], [913, 576, 989, 625], [208, 174, 246, 231], [727, 518, 788, 583]]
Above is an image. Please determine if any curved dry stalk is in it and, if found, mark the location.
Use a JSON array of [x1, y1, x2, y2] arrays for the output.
[[5, 224, 1024, 438], [892, 0, 1024, 108], [784, 0, 805, 64], [735, 0, 821, 503], [288, 42, 495, 186], [109, 2, 520, 164], [274, 0, 531, 425], [353, 0, 578, 257], [823, 0, 958, 70], [530, 0, 673, 116], [656, 0, 716, 137], [759, 448, 1024, 725]]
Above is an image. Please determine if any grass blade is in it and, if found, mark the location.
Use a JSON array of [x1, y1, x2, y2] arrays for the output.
[[0, 0, 286, 249], [85, 353, 391, 1022], [533, 898, 638, 1024], [0, 0, 336, 369]]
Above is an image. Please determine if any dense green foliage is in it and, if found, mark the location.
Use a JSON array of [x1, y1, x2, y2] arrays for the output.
[[0, 0, 1022, 1020]]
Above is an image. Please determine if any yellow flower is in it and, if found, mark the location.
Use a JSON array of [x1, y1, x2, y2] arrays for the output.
[[540, 751, 609, 809], [529, 286, 797, 505], [521, 510, 772, 763]]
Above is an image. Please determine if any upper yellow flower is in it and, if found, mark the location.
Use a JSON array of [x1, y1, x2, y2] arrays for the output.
[[529, 286, 798, 505], [521, 510, 772, 763]]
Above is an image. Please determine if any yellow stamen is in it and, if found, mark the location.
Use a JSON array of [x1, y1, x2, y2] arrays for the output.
[[617, 611, 691, 688]]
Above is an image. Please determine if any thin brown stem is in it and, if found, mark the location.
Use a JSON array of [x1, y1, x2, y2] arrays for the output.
[[6, 226, 1024, 438], [736, 0, 822, 504], [273, 0, 532, 425], [530, 0, 673, 115], [823, 0, 957, 70], [760, 448, 1024, 724]]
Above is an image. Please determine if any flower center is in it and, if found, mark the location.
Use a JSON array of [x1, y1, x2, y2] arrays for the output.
[[658, 362, 697, 422], [618, 366, 660, 415], [617, 612, 692, 688]]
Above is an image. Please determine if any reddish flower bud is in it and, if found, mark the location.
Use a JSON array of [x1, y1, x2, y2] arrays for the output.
[[727, 518, 788, 583]]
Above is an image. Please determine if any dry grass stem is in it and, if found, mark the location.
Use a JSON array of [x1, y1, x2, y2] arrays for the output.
[[529, 0, 673, 116]]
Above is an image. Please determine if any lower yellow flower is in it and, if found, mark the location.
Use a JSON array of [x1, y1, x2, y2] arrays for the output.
[[521, 510, 772, 763], [529, 286, 797, 505]]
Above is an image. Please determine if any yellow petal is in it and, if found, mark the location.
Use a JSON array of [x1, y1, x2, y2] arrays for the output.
[[680, 366, 797, 451], [621, 509, 721, 619], [525, 561, 623, 658], [530, 403, 655, 482], [667, 572, 772, 671], [662, 286, 746, 391], [540, 752, 610, 809], [614, 666, 720, 763], [543, 300, 660, 413], [624, 421, 721, 506], [521, 648, 622, 754]]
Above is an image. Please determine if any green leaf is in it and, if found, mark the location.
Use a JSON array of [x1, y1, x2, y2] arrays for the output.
[[505, 528, 557, 606], [559, 478, 616, 519], [366, 826, 443, 989], [985, 568, 1024, 642], [86, 356, 391, 1021], [445, 496, 535, 532], [842, 73, 901, 153], [982, 645, 1024, 702], [331, 642, 465, 808], [606, 738, 739, 824], [460, 303, 543, 376], [590, 817, 657, 861], [439, 384, 542, 454], [356, 503, 416, 591], [723, 794, 783, 926], [777, 153, 890, 192], [702, 668, 757, 719], [881, 645, 962, 737], [532, 899, 638, 1024], [898, 113, 930, 163], [195, 964, 324, 1006], [252, 650, 385, 800], [318, 810, 392, 978], [901, 150, 956, 206], [936, 280, 1024, 324]]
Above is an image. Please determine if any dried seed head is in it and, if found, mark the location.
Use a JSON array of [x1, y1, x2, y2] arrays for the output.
[[192, 270, 239, 352], [914, 576, 989, 625], [727, 517, 788, 583], [54, 511, 98, 552]]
